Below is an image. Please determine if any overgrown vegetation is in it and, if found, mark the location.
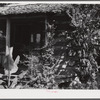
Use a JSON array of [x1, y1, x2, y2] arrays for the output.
[[0, 4, 100, 89]]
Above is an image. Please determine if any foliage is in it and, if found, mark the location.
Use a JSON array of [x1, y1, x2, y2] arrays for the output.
[[62, 4, 100, 89], [20, 4, 100, 89], [10, 5, 100, 89], [2, 46, 20, 88], [1, 4, 100, 89]]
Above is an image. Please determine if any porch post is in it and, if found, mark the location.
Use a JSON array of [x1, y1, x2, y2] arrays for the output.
[[6, 18, 10, 50], [5, 18, 11, 87]]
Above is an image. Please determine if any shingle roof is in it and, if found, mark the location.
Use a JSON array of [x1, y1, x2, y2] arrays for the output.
[[0, 4, 72, 16]]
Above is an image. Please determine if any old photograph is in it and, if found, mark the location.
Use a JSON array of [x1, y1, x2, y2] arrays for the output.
[[0, 3, 100, 89]]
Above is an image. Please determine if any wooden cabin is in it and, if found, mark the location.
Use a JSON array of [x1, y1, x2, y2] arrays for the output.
[[0, 3, 74, 65]]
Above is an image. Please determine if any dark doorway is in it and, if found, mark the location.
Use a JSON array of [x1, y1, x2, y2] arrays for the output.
[[11, 18, 45, 59], [13, 24, 30, 59]]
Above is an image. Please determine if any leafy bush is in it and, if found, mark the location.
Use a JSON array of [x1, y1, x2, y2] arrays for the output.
[[19, 5, 100, 88]]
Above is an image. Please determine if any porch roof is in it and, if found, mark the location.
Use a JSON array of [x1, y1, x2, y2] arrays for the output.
[[0, 4, 72, 16]]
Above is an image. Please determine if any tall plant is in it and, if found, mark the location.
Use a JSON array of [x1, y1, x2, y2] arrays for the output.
[[61, 4, 100, 88], [3, 46, 20, 88]]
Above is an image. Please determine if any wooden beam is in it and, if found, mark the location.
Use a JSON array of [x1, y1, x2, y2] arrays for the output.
[[0, 15, 45, 20], [0, 16, 8, 20], [10, 15, 45, 19], [6, 18, 10, 50]]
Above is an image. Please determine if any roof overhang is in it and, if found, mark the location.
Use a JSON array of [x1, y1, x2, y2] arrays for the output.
[[0, 4, 72, 16]]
